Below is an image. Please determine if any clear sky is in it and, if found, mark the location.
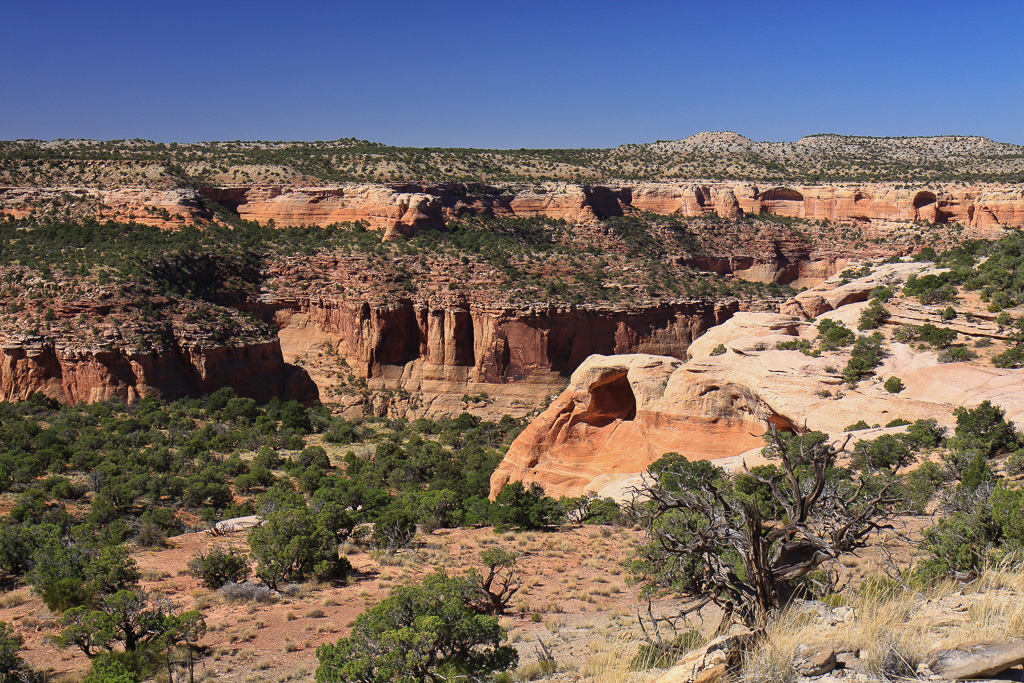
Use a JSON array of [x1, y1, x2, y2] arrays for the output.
[[3, 0, 1022, 147]]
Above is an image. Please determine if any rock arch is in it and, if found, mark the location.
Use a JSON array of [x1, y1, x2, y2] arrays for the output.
[[913, 191, 937, 210], [583, 372, 637, 427], [759, 187, 805, 217], [912, 191, 943, 223]]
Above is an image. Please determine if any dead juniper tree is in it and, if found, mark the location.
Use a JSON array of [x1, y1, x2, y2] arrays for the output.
[[629, 423, 904, 641]]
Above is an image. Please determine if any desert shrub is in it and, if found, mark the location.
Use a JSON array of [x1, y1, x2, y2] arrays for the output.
[[295, 446, 331, 471], [975, 337, 993, 348], [634, 429, 900, 628], [0, 621, 26, 681], [629, 629, 704, 670], [187, 545, 251, 590], [368, 507, 417, 554], [902, 418, 947, 450], [949, 401, 1022, 457], [850, 434, 915, 473], [893, 325, 919, 343], [842, 333, 888, 384], [903, 462, 946, 514], [917, 324, 959, 348], [993, 346, 1024, 368], [858, 300, 891, 331], [941, 306, 957, 320], [938, 346, 978, 363], [904, 272, 958, 304], [869, 285, 894, 302], [249, 493, 350, 587], [884, 377, 904, 393], [916, 509, 999, 582], [467, 549, 520, 615], [1005, 450, 1024, 476], [845, 420, 871, 432], [491, 482, 564, 531], [218, 581, 277, 604], [817, 319, 855, 350], [315, 570, 517, 683], [709, 344, 727, 356]]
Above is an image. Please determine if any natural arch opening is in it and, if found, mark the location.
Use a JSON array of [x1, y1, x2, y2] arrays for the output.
[[913, 191, 937, 209], [760, 187, 805, 203], [584, 373, 637, 427]]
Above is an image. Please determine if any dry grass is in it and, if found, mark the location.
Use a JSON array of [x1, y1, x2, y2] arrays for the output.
[[742, 566, 1024, 682]]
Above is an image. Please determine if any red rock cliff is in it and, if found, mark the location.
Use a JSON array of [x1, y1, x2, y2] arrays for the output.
[[0, 335, 316, 405]]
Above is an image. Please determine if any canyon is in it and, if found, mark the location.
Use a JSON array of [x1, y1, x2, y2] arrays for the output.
[[0, 176, 1017, 413]]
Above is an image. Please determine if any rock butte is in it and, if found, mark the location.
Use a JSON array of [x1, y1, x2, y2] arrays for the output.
[[490, 264, 1024, 499]]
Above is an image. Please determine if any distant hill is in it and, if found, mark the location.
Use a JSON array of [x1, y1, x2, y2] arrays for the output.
[[3, 132, 1024, 187]]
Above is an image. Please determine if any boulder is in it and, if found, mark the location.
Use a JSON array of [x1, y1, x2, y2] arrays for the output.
[[793, 644, 837, 677], [652, 633, 753, 683], [929, 641, 1024, 680]]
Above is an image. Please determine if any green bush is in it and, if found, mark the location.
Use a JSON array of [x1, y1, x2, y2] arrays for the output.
[[491, 482, 564, 531], [850, 434, 914, 473], [0, 620, 26, 681], [857, 300, 890, 331], [938, 346, 978, 364], [950, 401, 1022, 457], [187, 545, 251, 590], [903, 462, 946, 514], [842, 333, 888, 384], [816, 319, 855, 350], [709, 344, 727, 356], [315, 570, 517, 683], [249, 503, 348, 588], [884, 377, 904, 393]]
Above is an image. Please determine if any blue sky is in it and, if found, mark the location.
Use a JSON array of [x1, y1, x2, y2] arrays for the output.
[[3, 0, 1022, 147]]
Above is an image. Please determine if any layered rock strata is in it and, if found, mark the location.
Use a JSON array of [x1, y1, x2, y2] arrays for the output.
[[262, 298, 740, 417], [0, 334, 316, 405], [5, 181, 1023, 236]]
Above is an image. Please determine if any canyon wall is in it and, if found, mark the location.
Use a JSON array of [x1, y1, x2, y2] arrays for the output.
[[5, 181, 1022, 236], [195, 182, 1024, 237], [0, 335, 317, 405], [255, 297, 741, 417]]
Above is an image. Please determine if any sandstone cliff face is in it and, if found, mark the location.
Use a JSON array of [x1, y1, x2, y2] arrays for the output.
[[0, 334, 316, 405], [9, 181, 1015, 235], [190, 182, 1024, 235], [261, 297, 739, 417]]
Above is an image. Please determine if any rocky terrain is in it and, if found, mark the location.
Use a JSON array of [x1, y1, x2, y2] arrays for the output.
[[490, 262, 1024, 499]]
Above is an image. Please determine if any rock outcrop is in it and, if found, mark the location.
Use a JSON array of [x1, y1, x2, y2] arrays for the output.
[[0, 335, 316, 405], [491, 305, 1024, 498]]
